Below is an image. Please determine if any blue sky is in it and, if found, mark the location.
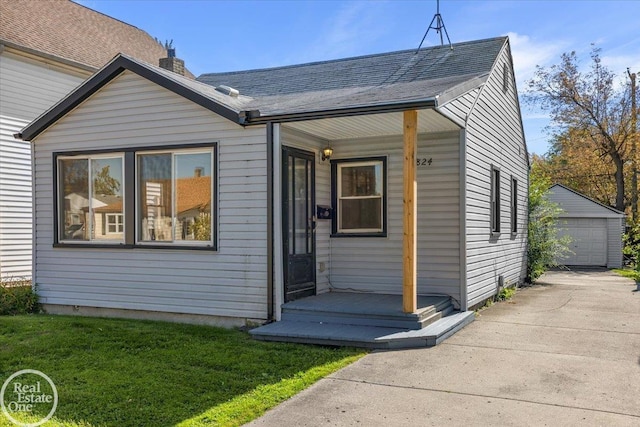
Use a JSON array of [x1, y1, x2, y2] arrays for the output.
[[77, 0, 640, 155]]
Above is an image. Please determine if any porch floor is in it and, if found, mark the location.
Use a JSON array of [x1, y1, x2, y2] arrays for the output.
[[250, 292, 474, 349]]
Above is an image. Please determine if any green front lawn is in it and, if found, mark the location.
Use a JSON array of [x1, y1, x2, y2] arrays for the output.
[[0, 315, 365, 427]]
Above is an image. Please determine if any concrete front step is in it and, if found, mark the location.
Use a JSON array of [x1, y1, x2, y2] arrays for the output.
[[281, 292, 453, 330], [250, 311, 475, 349], [282, 304, 454, 329]]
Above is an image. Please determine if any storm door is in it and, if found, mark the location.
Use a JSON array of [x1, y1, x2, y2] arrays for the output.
[[282, 147, 316, 302]]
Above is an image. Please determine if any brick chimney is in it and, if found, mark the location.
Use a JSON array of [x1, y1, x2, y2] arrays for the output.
[[159, 47, 185, 76]]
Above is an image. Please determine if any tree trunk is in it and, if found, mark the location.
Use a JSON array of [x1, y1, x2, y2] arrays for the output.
[[612, 151, 625, 211]]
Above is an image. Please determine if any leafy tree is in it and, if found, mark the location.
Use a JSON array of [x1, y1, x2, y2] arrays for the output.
[[532, 129, 619, 207], [93, 165, 120, 196], [189, 213, 211, 241], [527, 47, 635, 212], [527, 166, 572, 282]]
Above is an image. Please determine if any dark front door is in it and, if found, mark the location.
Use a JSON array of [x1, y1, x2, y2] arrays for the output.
[[282, 147, 316, 302]]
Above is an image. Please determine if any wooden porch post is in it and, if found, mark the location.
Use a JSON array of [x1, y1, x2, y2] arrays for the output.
[[403, 110, 418, 313]]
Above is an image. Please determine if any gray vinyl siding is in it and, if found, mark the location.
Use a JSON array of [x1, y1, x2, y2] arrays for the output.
[[280, 126, 332, 294], [607, 218, 624, 269], [548, 185, 623, 218], [0, 52, 88, 120], [32, 71, 269, 319], [0, 51, 88, 280], [457, 41, 528, 307], [328, 131, 461, 304], [438, 88, 481, 125], [0, 115, 32, 279]]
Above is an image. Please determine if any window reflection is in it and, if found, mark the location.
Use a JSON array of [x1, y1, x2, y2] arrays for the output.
[[59, 156, 123, 242], [138, 151, 213, 244]]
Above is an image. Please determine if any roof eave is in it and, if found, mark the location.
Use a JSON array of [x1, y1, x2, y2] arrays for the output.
[[0, 39, 97, 73], [17, 55, 245, 141], [435, 74, 489, 107], [244, 98, 438, 125]]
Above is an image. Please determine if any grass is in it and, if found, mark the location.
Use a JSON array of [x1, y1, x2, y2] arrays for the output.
[[612, 268, 640, 282], [0, 279, 38, 315], [0, 315, 365, 427]]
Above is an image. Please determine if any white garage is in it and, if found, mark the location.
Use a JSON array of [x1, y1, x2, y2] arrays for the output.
[[548, 184, 625, 268]]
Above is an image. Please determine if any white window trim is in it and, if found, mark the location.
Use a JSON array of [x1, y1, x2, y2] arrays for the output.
[[336, 160, 384, 234], [105, 213, 124, 234], [135, 147, 215, 247]]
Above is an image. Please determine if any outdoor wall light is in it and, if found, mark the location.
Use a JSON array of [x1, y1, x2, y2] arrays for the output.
[[322, 146, 333, 161]]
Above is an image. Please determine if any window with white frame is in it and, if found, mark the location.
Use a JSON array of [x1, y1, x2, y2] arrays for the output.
[[106, 213, 124, 234], [332, 158, 386, 235], [490, 166, 501, 234], [58, 154, 124, 243], [55, 144, 216, 249]]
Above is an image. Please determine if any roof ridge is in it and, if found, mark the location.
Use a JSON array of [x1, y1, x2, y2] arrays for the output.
[[198, 36, 507, 78]]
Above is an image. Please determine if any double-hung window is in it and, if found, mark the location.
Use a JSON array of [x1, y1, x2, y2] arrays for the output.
[[58, 154, 125, 243], [332, 157, 386, 236], [511, 176, 518, 234], [55, 144, 216, 249], [490, 166, 501, 234]]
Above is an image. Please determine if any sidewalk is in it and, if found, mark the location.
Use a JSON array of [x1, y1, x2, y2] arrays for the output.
[[248, 269, 640, 426]]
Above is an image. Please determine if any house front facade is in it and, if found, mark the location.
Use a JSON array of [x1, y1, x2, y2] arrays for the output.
[[18, 36, 528, 332]]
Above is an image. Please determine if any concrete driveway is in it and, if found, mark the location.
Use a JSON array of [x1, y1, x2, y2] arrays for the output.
[[248, 269, 640, 426]]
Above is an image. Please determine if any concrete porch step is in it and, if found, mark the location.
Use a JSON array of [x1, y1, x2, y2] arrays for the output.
[[281, 292, 453, 330], [282, 305, 454, 330], [250, 311, 475, 349]]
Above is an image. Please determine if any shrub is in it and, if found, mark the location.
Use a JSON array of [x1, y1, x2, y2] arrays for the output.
[[495, 286, 516, 301], [623, 222, 640, 268], [0, 279, 39, 315], [527, 169, 572, 282]]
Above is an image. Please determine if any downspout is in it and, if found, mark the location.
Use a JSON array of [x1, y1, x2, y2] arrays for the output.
[[31, 140, 37, 288], [266, 122, 274, 320]]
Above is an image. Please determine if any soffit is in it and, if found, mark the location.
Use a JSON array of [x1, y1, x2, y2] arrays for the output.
[[283, 109, 459, 141]]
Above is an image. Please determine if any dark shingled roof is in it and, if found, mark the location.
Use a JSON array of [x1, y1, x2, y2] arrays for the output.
[[0, 0, 194, 77], [198, 37, 505, 96], [196, 37, 506, 117]]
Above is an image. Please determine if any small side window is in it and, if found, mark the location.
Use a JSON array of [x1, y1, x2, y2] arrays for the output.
[[490, 166, 500, 234], [511, 176, 518, 234], [502, 63, 509, 93]]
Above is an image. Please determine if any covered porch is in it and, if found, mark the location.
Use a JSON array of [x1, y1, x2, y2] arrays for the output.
[[257, 108, 474, 348]]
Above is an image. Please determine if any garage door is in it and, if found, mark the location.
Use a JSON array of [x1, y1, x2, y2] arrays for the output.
[[559, 218, 607, 266]]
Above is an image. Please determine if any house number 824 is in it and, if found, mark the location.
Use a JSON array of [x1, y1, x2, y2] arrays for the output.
[[417, 158, 432, 166]]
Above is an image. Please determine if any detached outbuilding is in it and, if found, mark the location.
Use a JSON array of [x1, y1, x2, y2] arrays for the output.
[[17, 36, 528, 348], [549, 184, 625, 268]]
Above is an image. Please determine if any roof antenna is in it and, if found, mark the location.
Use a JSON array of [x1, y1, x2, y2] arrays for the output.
[[416, 0, 452, 53]]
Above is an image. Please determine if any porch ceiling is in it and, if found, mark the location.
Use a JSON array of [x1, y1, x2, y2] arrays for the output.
[[283, 108, 460, 141]]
